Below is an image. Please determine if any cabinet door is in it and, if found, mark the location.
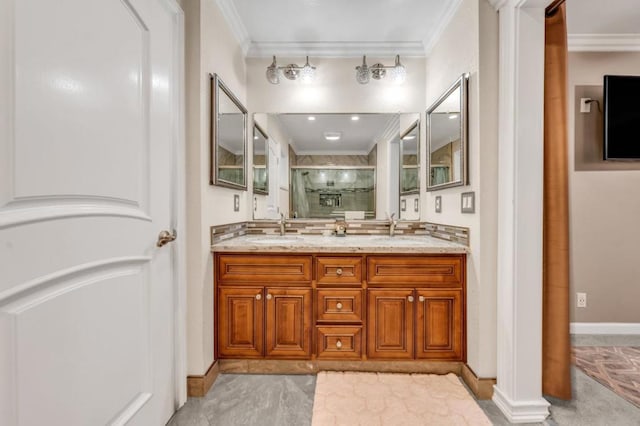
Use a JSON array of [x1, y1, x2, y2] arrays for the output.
[[217, 287, 264, 358], [265, 288, 312, 359], [415, 289, 464, 360], [367, 289, 414, 359]]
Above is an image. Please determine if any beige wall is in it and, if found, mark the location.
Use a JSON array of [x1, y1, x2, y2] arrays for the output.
[[568, 52, 640, 323], [424, 0, 499, 378], [185, 0, 249, 375]]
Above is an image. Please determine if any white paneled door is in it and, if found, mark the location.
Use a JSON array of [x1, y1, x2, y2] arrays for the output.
[[0, 0, 185, 424]]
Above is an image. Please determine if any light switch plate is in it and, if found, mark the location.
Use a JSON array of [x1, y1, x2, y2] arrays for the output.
[[234, 194, 240, 212], [461, 192, 475, 214], [414, 198, 419, 212], [401, 199, 406, 212], [435, 196, 442, 213]]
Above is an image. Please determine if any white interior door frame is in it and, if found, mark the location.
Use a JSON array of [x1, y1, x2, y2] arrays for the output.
[[166, 0, 188, 409], [489, 0, 554, 423]]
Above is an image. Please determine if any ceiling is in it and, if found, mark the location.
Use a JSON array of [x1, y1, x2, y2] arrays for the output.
[[276, 113, 398, 155], [216, 0, 640, 58], [217, 0, 463, 57]]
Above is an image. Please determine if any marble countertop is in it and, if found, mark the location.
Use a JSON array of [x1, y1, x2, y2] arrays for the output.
[[211, 234, 469, 254]]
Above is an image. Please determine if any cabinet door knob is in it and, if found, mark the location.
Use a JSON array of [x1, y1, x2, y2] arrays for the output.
[[419, 296, 425, 302], [266, 293, 272, 300], [407, 295, 414, 302], [255, 294, 262, 300], [336, 339, 342, 349], [336, 302, 343, 310], [336, 268, 343, 276]]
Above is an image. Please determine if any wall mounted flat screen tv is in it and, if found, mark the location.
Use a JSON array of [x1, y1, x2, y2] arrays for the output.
[[604, 75, 640, 160]]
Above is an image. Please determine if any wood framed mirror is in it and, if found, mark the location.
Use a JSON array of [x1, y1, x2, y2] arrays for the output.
[[426, 73, 469, 191], [210, 73, 247, 190]]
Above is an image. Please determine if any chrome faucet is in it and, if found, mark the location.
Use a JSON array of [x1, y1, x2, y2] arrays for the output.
[[278, 212, 286, 236], [389, 212, 398, 237]]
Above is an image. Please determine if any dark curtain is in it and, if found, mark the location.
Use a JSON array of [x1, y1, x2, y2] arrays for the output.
[[543, 1, 572, 400]]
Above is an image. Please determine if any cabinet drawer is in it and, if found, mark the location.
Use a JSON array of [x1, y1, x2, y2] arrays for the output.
[[217, 254, 312, 284], [316, 326, 362, 359], [316, 289, 363, 323], [316, 256, 362, 286], [367, 256, 463, 287]]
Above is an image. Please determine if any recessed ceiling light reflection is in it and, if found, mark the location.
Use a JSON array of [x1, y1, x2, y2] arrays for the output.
[[324, 131, 341, 141], [403, 135, 416, 140], [307, 116, 316, 121], [449, 114, 458, 120], [351, 116, 359, 121]]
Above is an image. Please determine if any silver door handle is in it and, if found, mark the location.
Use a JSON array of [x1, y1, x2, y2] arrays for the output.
[[157, 229, 177, 247]]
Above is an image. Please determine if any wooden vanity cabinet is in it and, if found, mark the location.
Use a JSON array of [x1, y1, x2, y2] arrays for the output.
[[366, 255, 466, 361], [214, 252, 465, 363], [215, 254, 313, 360]]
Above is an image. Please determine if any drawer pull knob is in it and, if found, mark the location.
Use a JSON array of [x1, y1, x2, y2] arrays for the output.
[[419, 296, 425, 302], [336, 340, 343, 349], [266, 293, 272, 300], [255, 294, 262, 300], [336, 268, 343, 276], [336, 302, 343, 310], [408, 295, 414, 302]]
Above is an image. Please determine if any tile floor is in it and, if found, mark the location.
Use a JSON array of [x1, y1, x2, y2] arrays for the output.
[[169, 335, 640, 426]]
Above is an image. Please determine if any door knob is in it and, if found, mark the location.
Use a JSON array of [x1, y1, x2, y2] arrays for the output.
[[256, 294, 262, 300], [407, 295, 414, 302], [266, 293, 272, 300], [419, 296, 425, 302], [336, 302, 343, 310], [157, 229, 177, 247], [336, 268, 343, 276]]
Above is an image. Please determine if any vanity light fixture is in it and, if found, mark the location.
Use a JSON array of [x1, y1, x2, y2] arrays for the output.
[[355, 55, 407, 85], [266, 56, 316, 84]]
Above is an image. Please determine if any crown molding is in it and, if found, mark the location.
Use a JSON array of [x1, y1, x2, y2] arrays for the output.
[[568, 34, 640, 52], [246, 41, 425, 58], [423, 0, 464, 56], [215, 0, 250, 55]]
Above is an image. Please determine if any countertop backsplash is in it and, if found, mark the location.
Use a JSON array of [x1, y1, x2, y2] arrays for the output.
[[211, 220, 469, 246]]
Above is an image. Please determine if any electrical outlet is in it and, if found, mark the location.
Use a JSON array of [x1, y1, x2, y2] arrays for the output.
[[577, 292, 587, 308], [580, 98, 592, 113]]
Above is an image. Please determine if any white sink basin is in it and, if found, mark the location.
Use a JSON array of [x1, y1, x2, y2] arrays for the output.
[[247, 236, 303, 244]]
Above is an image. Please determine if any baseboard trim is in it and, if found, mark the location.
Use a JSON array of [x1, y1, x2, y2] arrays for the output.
[[570, 322, 640, 335], [460, 364, 496, 400], [187, 360, 220, 397], [492, 386, 550, 423], [219, 359, 463, 375]]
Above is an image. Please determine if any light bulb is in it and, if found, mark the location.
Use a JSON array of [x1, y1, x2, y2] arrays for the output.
[[390, 55, 406, 84], [299, 56, 316, 83], [355, 55, 370, 84], [265, 56, 280, 84]]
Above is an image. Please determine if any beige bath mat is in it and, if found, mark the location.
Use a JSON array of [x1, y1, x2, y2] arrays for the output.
[[311, 372, 492, 426]]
